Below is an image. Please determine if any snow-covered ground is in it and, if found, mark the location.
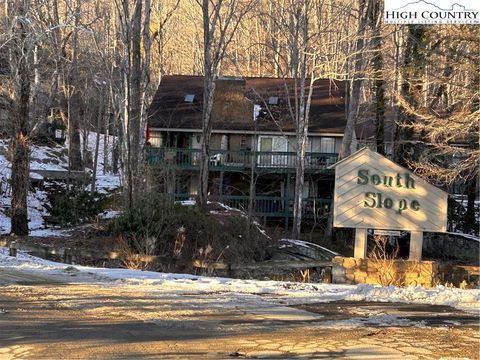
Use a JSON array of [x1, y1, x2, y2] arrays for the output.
[[0, 133, 121, 236], [80, 132, 121, 193], [1, 247, 478, 314]]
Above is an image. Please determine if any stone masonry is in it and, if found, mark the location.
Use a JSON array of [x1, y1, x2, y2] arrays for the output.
[[332, 256, 439, 287]]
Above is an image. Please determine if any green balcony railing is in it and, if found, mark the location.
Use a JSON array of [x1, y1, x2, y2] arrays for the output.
[[174, 193, 331, 221], [147, 147, 338, 171]]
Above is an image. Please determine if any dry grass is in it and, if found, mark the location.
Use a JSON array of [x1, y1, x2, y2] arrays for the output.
[[368, 235, 405, 286], [116, 236, 158, 271]]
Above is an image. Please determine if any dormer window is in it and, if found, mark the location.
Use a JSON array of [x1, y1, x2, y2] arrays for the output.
[[184, 94, 195, 102]]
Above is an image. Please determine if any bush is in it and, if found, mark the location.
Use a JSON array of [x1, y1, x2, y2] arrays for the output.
[[368, 235, 403, 286], [108, 194, 272, 264], [51, 186, 106, 227]]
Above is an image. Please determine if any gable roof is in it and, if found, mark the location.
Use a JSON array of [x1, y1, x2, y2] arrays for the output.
[[147, 75, 346, 134]]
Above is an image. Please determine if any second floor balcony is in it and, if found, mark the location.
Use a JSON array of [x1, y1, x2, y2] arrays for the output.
[[147, 147, 338, 172]]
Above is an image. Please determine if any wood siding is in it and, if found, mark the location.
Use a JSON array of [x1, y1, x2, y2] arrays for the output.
[[333, 148, 448, 232]]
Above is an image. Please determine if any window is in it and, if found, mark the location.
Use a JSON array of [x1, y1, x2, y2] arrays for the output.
[[258, 136, 288, 167], [320, 137, 335, 153], [260, 137, 273, 151], [149, 133, 162, 148], [240, 136, 247, 150]]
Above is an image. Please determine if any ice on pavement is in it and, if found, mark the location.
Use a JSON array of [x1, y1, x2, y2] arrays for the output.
[[0, 247, 478, 314]]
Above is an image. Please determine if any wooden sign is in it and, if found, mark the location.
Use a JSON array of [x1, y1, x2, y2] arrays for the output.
[[332, 148, 448, 232]]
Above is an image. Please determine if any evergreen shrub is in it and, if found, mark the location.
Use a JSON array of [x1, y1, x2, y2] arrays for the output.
[[51, 186, 106, 227]]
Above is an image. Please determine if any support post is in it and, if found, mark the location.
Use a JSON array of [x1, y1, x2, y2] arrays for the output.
[[64, 248, 72, 264], [219, 171, 224, 196], [285, 174, 290, 230], [354, 228, 368, 259], [409, 231, 423, 261]]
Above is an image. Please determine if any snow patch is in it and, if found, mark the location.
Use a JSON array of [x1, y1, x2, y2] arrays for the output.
[[320, 314, 427, 329], [0, 134, 121, 235], [279, 239, 340, 256], [98, 210, 122, 219], [0, 248, 478, 314]]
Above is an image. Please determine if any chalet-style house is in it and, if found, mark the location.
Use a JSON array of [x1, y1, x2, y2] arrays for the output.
[[147, 75, 353, 227]]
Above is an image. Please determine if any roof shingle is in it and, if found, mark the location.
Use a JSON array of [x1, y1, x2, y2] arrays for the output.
[[148, 75, 346, 134]]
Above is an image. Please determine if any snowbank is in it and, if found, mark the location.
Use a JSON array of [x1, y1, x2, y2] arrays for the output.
[[0, 247, 478, 314]]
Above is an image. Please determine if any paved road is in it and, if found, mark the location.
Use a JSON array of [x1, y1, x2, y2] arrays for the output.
[[0, 268, 479, 359]]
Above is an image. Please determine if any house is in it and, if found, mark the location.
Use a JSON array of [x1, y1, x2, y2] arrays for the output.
[[147, 75, 351, 227]]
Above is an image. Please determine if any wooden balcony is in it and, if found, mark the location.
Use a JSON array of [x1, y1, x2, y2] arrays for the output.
[[147, 147, 338, 172]]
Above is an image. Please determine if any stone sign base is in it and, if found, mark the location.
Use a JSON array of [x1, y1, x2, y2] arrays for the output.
[[332, 256, 439, 288]]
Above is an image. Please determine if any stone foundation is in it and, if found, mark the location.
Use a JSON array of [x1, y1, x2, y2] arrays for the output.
[[332, 256, 439, 287]]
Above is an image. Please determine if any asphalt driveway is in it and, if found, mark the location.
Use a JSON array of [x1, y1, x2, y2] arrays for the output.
[[0, 268, 478, 359]]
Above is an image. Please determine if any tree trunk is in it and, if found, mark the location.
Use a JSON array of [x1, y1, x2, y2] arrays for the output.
[[292, 75, 311, 240], [370, 0, 385, 155], [198, 0, 214, 210], [10, 0, 31, 236], [103, 113, 110, 174], [127, 0, 143, 208], [198, 77, 215, 210], [248, 123, 257, 229], [91, 93, 104, 193], [68, 102, 84, 171], [464, 175, 478, 234], [116, 0, 151, 209], [327, 0, 369, 239], [139, 0, 152, 179], [396, 25, 426, 166], [292, 132, 306, 239], [196, 0, 251, 210], [291, 0, 311, 240], [338, 0, 369, 159], [67, 0, 83, 172]]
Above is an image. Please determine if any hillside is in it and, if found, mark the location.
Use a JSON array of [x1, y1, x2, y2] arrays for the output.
[[0, 133, 120, 236]]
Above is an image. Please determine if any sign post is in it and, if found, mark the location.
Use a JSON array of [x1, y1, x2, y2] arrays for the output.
[[409, 231, 423, 261], [354, 228, 368, 259]]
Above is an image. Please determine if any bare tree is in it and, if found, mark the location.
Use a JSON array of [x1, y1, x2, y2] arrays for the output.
[[65, 0, 84, 172], [338, 0, 369, 159], [286, 0, 315, 239], [151, 0, 181, 86], [7, 0, 33, 235], [369, 0, 385, 155], [263, 0, 350, 239], [115, 0, 152, 209], [197, 0, 254, 209]]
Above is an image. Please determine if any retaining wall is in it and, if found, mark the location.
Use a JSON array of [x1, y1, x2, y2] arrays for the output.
[[332, 256, 439, 287]]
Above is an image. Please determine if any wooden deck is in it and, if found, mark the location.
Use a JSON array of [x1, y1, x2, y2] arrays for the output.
[[147, 147, 338, 173]]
